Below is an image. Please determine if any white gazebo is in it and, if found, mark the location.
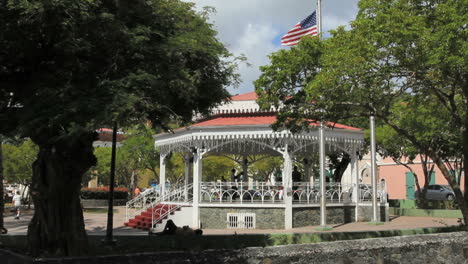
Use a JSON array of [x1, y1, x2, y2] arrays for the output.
[[125, 92, 388, 231]]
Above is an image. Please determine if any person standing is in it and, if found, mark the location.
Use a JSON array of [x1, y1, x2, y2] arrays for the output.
[[230, 169, 236, 183], [133, 186, 141, 198], [292, 166, 302, 200], [12, 191, 21, 220], [292, 166, 302, 185]]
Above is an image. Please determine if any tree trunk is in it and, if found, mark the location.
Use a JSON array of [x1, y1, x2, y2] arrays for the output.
[[432, 155, 468, 227], [0, 140, 5, 233], [27, 130, 97, 257], [332, 153, 350, 183], [463, 118, 468, 226]]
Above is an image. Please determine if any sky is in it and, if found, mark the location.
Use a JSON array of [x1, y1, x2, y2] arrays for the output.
[[184, 0, 361, 95]]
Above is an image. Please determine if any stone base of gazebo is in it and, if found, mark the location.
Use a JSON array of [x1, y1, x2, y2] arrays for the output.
[[189, 203, 388, 230]]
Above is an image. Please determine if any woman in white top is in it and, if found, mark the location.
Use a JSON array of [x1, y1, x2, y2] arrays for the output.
[[12, 191, 21, 220]]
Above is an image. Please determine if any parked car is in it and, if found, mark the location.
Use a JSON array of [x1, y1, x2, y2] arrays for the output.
[[415, 185, 455, 201]]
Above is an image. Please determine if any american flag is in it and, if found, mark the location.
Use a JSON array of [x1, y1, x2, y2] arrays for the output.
[[281, 11, 318, 46]]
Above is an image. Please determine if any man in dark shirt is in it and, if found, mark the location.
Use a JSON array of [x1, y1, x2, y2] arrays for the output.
[[292, 166, 301, 183], [292, 166, 302, 200]]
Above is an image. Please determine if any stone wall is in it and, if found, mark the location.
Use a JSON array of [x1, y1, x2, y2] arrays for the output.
[[3, 232, 466, 263], [200, 204, 389, 229], [293, 206, 355, 227], [358, 203, 389, 222], [200, 207, 284, 229]]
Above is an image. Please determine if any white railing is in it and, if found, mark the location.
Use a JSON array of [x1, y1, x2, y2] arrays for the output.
[[125, 187, 161, 222], [150, 184, 193, 229], [126, 182, 388, 221], [200, 182, 284, 204], [199, 182, 387, 205], [292, 182, 355, 204], [162, 183, 193, 203], [358, 183, 388, 203]]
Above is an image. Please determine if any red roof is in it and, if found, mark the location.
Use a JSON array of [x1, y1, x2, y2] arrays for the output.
[[231, 92, 258, 101], [193, 115, 276, 127], [191, 115, 361, 131]]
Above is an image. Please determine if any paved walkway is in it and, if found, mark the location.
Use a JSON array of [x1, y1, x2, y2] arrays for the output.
[[2, 206, 461, 236]]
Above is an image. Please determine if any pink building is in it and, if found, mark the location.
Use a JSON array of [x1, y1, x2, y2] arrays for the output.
[[378, 156, 465, 200]]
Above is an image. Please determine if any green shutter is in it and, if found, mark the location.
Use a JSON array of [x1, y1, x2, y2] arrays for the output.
[[406, 172, 415, 199], [430, 172, 435, 185]]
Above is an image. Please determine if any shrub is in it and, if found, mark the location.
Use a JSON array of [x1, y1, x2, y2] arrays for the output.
[[80, 187, 128, 200], [416, 199, 459, 210]]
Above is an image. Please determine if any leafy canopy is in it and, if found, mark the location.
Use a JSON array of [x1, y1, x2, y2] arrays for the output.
[[0, 0, 239, 141]]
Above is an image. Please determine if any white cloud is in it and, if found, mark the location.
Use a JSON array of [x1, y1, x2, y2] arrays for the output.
[[231, 23, 279, 94], [184, 0, 360, 94]]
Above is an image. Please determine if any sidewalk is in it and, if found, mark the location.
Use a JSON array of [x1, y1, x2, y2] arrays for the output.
[[2, 206, 461, 236]]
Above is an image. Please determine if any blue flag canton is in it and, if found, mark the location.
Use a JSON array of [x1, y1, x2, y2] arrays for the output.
[[300, 11, 317, 29]]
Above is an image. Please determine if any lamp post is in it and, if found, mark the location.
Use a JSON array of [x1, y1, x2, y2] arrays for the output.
[[369, 115, 380, 223], [104, 122, 118, 244]]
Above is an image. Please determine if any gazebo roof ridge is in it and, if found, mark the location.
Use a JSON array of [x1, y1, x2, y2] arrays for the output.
[[196, 107, 278, 123]]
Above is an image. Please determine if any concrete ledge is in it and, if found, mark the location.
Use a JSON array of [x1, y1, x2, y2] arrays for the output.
[[81, 199, 127, 207]]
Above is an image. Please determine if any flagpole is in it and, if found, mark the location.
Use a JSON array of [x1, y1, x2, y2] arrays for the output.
[[317, 0, 322, 36]]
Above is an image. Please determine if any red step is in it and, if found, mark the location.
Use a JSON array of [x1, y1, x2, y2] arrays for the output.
[[124, 203, 178, 231]]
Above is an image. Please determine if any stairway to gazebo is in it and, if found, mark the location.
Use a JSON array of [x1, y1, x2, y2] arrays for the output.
[[124, 203, 182, 230]]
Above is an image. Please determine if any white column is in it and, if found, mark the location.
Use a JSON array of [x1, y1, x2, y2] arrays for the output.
[[192, 149, 203, 229], [282, 145, 293, 229], [184, 153, 191, 202], [319, 123, 327, 227], [159, 153, 167, 200], [352, 153, 360, 222], [370, 115, 379, 222]]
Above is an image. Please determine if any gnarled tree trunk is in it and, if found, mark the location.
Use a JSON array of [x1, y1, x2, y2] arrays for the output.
[[27, 130, 97, 256], [0, 140, 5, 233]]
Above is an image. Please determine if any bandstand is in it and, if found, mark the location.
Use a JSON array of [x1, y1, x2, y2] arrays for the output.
[[125, 92, 388, 231]]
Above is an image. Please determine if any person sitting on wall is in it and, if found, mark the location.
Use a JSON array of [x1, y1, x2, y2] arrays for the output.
[[150, 220, 203, 236]]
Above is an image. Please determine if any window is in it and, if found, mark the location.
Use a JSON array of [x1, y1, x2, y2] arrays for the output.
[[227, 213, 256, 229]]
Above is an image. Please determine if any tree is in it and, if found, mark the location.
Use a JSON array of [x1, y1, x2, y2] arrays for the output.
[[0, 0, 238, 256], [250, 156, 283, 182], [202, 156, 237, 182], [0, 138, 4, 233], [3, 139, 38, 185], [256, 0, 467, 224], [119, 126, 160, 188]]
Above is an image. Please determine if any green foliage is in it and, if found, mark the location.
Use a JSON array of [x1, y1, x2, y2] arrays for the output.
[[85, 126, 160, 188], [250, 156, 283, 182], [2, 139, 38, 184], [256, 0, 467, 216], [165, 153, 185, 184], [122, 126, 160, 179], [80, 187, 128, 200], [0, 0, 238, 140], [416, 200, 459, 210], [0, 0, 240, 256], [202, 156, 237, 182], [255, 37, 327, 133]]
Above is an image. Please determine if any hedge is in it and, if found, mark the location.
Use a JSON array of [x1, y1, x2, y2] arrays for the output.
[[80, 187, 128, 200], [389, 199, 459, 210]]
